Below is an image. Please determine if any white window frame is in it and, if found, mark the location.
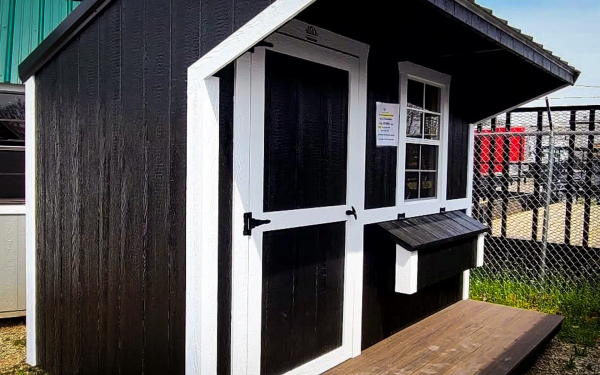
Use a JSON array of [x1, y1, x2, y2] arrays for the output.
[[398, 62, 451, 217]]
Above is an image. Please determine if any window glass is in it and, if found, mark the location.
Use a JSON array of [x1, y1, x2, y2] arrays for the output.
[[0, 93, 25, 141], [406, 110, 422, 138], [424, 84, 440, 112], [407, 80, 423, 110], [0, 91, 25, 203], [406, 144, 420, 169], [424, 114, 440, 140], [405, 172, 419, 200], [403, 78, 442, 201], [420, 145, 437, 170], [420, 172, 437, 198]]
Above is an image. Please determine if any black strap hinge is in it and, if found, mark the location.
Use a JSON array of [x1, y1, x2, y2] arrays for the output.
[[243, 212, 271, 236]]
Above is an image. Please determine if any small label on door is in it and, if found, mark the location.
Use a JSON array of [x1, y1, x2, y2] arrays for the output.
[[376, 102, 400, 147]]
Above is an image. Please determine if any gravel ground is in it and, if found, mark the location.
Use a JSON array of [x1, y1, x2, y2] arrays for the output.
[[1, 319, 598, 374], [526, 337, 600, 375], [0, 318, 47, 375]]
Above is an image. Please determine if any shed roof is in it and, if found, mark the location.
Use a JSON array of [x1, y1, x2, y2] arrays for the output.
[[19, 0, 579, 86], [378, 211, 488, 251]]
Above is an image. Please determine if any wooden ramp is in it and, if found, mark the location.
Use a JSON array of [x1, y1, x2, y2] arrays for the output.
[[325, 300, 563, 375]]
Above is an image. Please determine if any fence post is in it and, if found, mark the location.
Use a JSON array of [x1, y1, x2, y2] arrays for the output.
[[532, 111, 543, 241], [473, 124, 483, 221], [583, 109, 596, 248], [540, 101, 555, 278], [485, 117, 498, 228], [565, 110, 576, 245], [501, 113, 511, 238]]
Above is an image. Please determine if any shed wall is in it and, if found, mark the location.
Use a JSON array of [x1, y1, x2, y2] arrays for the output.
[[33, 0, 473, 373], [364, 48, 470, 209], [34, 1, 271, 374]]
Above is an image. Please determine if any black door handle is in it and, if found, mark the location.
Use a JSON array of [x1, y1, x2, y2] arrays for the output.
[[243, 212, 271, 236], [346, 206, 357, 220]]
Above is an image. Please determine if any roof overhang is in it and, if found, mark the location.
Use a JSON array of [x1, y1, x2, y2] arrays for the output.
[[440, 0, 579, 85], [20, 0, 579, 90]]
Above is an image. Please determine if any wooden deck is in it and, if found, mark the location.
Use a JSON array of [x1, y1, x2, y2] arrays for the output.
[[325, 300, 563, 375]]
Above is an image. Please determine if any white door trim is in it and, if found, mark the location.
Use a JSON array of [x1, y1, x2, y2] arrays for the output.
[[186, 75, 221, 375], [25, 76, 37, 366], [231, 27, 368, 375]]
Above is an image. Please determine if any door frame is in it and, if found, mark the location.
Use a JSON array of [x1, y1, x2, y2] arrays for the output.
[[231, 20, 369, 375]]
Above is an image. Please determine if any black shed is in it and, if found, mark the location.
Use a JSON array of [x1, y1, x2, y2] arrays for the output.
[[19, 0, 579, 374]]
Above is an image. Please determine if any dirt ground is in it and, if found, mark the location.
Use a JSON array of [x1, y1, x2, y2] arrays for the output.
[[0, 318, 47, 375], [490, 202, 600, 248], [1, 318, 598, 374], [526, 337, 600, 375]]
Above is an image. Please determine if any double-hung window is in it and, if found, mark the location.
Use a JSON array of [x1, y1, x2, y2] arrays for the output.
[[398, 62, 450, 214]]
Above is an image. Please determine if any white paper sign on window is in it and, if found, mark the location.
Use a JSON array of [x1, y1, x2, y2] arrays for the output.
[[376, 102, 400, 147]]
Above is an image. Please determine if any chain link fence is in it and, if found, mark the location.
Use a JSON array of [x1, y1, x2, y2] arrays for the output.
[[472, 105, 600, 290]]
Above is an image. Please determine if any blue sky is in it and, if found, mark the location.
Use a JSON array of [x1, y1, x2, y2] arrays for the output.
[[477, 0, 600, 107]]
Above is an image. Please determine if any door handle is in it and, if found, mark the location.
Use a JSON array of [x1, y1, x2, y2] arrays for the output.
[[243, 212, 271, 236], [345, 206, 357, 220]]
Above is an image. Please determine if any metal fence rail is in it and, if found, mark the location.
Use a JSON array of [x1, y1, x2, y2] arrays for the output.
[[472, 105, 600, 286]]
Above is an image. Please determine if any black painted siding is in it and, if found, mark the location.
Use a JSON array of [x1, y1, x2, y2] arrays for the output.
[[364, 50, 398, 209], [216, 64, 235, 375], [361, 224, 463, 350], [447, 112, 470, 200], [34, 1, 272, 374], [364, 47, 471, 207]]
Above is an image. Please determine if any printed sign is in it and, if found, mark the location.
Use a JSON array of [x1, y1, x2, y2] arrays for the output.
[[376, 102, 400, 147]]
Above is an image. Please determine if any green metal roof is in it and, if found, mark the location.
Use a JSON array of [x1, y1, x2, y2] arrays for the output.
[[0, 0, 80, 84]]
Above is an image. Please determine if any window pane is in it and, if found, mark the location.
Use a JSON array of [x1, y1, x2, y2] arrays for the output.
[[420, 145, 437, 171], [0, 93, 25, 141], [405, 172, 419, 200], [424, 114, 440, 140], [420, 172, 436, 198], [0, 93, 25, 120], [407, 80, 424, 110], [0, 150, 24, 174], [405, 144, 420, 170], [406, 110, 422, 138], [425, 84, 440, 112]]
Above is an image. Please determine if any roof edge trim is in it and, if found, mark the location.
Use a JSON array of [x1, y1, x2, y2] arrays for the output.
[[18, 0, 114, 82], [432, 0, 579, 84]]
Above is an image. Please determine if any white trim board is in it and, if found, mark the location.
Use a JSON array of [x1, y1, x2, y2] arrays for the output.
[[397, 61, 451, 216], [188, 0, 318, 79], [0, 206, 26, 215], [186, 75, 220, 375], [25, 76, 36, 365], [395, 245, 418, 295]]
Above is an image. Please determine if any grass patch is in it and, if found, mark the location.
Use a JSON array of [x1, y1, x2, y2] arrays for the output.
[[470, 271, 600, 346]]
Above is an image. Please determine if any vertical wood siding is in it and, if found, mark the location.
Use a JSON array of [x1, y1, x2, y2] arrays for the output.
[[361, 224, 462, 350], [446, 112, 470, 200], [364, 51, 398, 209], [34, 1, 273, 374], [364, 48, 470, 207], [216, 64, 234, 375]]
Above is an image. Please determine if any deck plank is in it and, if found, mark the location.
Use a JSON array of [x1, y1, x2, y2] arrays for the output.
[[325, 300, 563, 375]]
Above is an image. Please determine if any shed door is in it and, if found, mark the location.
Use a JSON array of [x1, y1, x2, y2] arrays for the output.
[[237, 33, 363, 375]]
